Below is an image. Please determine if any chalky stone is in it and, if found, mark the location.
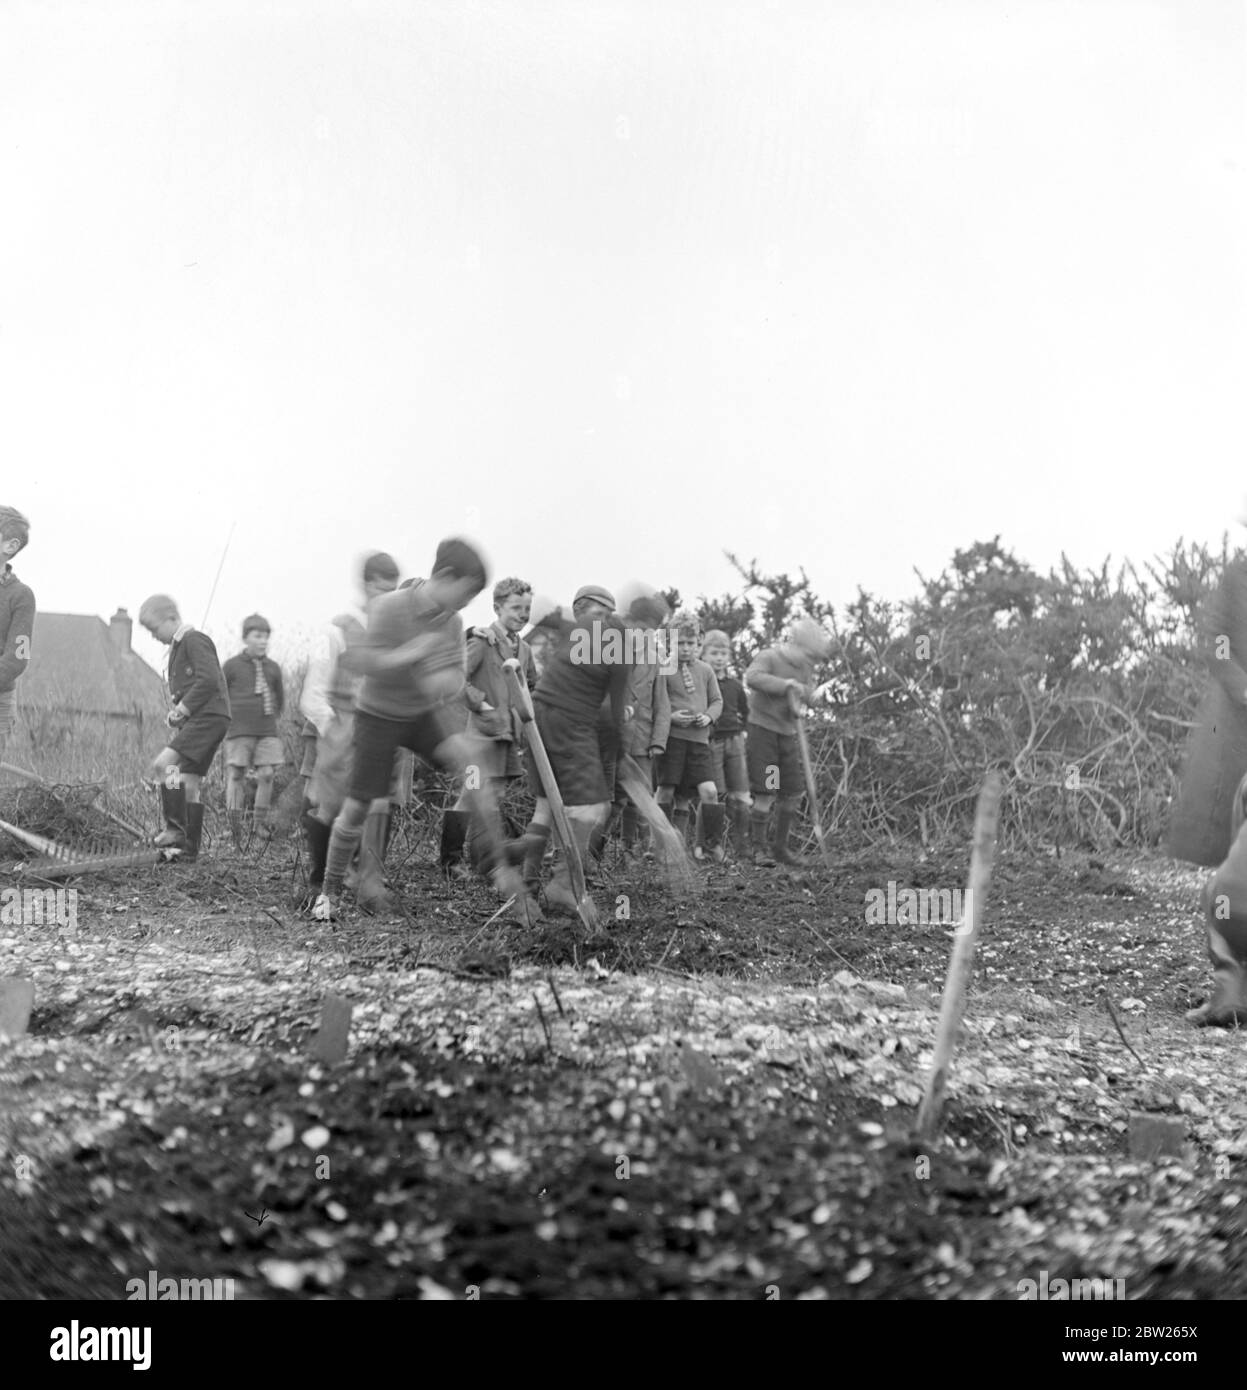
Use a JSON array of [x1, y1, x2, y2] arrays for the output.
[[0, 977, 34, 1040], [312, 994, 352, 1065], [1128, 1112, 1187, 1160]]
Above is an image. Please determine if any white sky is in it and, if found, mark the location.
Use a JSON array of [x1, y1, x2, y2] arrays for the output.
[[2, 0, 1243, 676]]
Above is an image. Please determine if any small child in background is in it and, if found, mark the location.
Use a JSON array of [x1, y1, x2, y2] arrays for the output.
[[744, 617, 833, 867], [138, 594, 231, 860], [222, 615, 285, 842], [701, 629, 752, 858], [658, 614, 724, 861]]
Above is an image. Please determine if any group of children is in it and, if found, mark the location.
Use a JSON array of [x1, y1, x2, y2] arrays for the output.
[[129, 535, 835, 924], [0, 504, 835, 925]]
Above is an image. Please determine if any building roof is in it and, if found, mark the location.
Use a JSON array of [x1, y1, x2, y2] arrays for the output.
[[17, 612, 167, 719]]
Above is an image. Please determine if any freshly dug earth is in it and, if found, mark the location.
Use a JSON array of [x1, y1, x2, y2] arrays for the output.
[[1, 829, 1243, 1300]]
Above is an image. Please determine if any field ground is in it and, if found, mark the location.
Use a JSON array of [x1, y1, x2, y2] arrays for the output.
[[2, 818, 1245, 1300]]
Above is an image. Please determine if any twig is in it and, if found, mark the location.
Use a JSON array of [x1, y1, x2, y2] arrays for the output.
[[654, 929, 679, 972], [546, 971, 566, 1019], [1100, 991, 1146, 1070], [533, 992, 552, 1054], [481, 894, 517, 929]]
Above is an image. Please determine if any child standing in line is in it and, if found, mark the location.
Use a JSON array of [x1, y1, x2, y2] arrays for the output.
[[222, 615, 285, 842], [657, 614, 724, 861], [442, 576, 538, 875], [0, 506, 34, 768], [138, 594, 231, 860], [744, 617, 833, 867], [610, 590, 672, 859], [701, 629, 752, 858]]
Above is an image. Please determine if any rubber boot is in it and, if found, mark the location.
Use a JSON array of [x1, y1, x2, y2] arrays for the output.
[[621, 803, 641, 854], [672, 806, 691, 848], [356, 810, 392, 913], [697, 803, 726, 864], [546, 820, 595, 918], [750, 809, 775, 867], [440, 809, 471, 880], [182, 802, 204, 862], [772, 805, 809, 868], [1188, 831, 1247, 1025], [303, 813, 331, 900], [154, 785, 188, 851]]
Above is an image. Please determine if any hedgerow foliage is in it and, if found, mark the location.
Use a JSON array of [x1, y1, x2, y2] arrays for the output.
[[682, 538, 1237, 851]]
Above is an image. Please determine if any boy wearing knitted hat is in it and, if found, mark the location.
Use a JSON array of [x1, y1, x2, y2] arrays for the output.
[[138, 594, 231, 860], [222, 615, 286, 843], [658, 613, 725, 861], [744, 617, 833, 866]]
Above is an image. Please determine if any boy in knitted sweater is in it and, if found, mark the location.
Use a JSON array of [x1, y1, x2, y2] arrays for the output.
[[313, 538, 521, 921], [658, 615, 724, 861], [0, 507, 34, 767], [745, 617, 833, 866], [222, 614, 285, 842]]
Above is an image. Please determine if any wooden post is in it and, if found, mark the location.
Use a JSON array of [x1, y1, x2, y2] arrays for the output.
[[916, 772, 1004, 1139]]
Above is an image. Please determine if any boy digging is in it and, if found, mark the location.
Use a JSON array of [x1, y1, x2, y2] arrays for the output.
[[744, 617, 833, 867], [222, 614, 285, 844], [139, 595, 231, 860], [313, 538, 520, 921]]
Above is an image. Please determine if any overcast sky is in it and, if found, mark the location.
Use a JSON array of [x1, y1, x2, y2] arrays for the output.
[[3, 0, 1242, 676]]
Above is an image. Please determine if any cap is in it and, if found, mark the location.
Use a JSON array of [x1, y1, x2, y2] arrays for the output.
[[573, 584, 616, 611]]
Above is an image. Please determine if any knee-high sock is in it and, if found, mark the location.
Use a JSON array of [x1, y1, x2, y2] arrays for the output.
[[323, 822, 364, 896]]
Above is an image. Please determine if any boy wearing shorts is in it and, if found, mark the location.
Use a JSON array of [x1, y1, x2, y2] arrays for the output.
[[139, 594, 231, 860], [443, 576, 538, 874], [513, 586, 630, 919], [745, 618, 833, 867], [222, 615, 285, 843], [702, 629, 752, 857], [313, 538, 519, 921], [658, 615, 724, 861]]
